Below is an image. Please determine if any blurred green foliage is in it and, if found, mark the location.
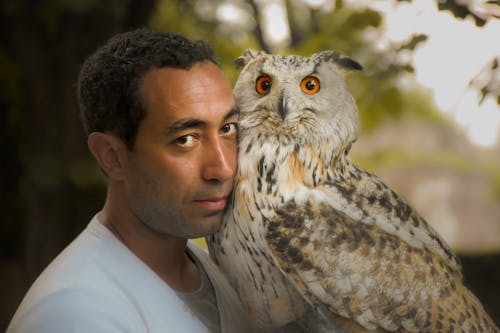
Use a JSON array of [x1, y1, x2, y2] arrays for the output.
[[150, 0, 450, 133]]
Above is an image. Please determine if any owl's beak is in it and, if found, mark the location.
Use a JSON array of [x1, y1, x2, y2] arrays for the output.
[[278, 94, 287, 120]]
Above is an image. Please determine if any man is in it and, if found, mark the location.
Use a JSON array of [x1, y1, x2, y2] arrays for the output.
[[8, 28, 255, 332]]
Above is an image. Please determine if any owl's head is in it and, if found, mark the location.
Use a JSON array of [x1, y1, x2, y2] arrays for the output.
[[233, 50, 362, 148]]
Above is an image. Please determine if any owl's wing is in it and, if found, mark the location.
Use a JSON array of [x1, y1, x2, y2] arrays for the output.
[[326, 165, 461, 272], [264, 170, 464, 331]]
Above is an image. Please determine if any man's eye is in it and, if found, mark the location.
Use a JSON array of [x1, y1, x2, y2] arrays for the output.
[[176, 135, 197, 147], [221, 123, 238, 136]]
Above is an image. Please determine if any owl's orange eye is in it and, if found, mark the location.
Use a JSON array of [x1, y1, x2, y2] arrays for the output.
[[256, 75, 272, 95], [300, 76, 320, 94]]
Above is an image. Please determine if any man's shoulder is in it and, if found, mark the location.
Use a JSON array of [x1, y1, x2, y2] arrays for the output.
[[7, 222, 145, 332], [7, 286, 145, 333], [27, 220, 130, 296]]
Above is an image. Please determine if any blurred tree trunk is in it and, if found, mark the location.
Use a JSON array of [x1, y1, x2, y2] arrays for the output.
[[0, 0, 156, 328]]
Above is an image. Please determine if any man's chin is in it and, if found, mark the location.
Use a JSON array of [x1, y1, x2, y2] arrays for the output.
[[185, 213, 224, 238]]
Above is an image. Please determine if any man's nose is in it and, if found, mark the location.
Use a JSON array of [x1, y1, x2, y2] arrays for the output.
[[201, 138, 236, 182]]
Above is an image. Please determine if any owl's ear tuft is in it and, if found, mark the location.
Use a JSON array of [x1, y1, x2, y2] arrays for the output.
[[313, 50, 363, 73], [233, 57, 247, 68], [234, 49, 268, 68], [337, 56, 363, 72]]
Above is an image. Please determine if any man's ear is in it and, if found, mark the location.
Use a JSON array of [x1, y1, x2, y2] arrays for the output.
[[87, 132, 127, 180]]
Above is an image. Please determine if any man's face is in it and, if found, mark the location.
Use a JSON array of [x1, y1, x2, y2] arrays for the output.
[[124, 61, 238, 238]]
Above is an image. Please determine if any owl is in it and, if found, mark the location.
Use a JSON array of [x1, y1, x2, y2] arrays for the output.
[[207, 50, 499, 333]]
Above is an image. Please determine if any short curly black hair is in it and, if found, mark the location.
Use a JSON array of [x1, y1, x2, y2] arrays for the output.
[[77, 28, 217, 149]]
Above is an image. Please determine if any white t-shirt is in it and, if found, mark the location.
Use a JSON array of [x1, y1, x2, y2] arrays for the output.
[[7, 216, 216, 333]]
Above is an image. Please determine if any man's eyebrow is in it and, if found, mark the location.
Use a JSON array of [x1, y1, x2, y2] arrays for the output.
[[166, 118, 206, 135], [165, 106, 240, 136]]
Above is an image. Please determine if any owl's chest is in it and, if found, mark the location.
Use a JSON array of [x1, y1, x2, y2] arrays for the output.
[[208, 142, 336, 327], [238, 142, 319, 203]]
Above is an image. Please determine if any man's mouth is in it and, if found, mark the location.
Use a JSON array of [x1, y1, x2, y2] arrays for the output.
[[192, 196, 228, 211]]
